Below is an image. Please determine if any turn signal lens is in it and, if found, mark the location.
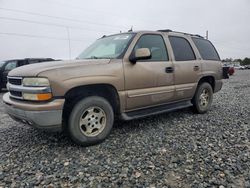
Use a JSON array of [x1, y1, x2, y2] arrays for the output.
[[23, 93, 52, 101], [37, 93, 52, 101]]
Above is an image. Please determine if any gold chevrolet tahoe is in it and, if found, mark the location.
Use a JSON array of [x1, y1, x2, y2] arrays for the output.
[[3, 30, 223, 146]]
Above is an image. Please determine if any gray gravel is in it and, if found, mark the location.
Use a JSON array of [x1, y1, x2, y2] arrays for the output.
[[0, 70, 250, 188]]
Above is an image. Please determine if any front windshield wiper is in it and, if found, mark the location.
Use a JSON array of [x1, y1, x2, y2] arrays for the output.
[[85, 56, 112, 59]]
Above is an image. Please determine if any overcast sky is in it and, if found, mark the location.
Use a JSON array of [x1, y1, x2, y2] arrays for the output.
[[0, 0, 249, 61]]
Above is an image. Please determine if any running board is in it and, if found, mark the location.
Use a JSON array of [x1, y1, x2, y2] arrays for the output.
[[121, 100, 192, 121]]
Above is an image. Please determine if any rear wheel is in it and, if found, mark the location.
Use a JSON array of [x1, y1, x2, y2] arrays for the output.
[[192, 82, 213, 114], [68, 96, 114, 146]]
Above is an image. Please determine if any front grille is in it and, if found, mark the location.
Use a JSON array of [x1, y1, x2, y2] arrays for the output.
[[10, 90, 22, 97], [8, 77, 22, 85], [8, 77, 23, 99]]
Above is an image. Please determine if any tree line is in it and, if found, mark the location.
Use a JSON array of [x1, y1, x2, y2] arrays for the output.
[[222, 58, 250, 65]]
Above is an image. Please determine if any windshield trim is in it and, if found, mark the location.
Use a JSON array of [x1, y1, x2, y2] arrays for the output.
[[116, 33, 136, 59]]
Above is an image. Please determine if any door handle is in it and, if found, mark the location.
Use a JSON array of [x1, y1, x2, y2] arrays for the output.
[[165, 67, 174, 73], [193, 65, 200, 71]]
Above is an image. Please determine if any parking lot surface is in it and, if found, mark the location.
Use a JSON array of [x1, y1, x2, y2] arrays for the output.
[[0, 70, 250, 187]]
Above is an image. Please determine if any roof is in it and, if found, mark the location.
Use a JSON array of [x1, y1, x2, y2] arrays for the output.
[[101, 29, 205, 40], [157, 29, 204, 38]]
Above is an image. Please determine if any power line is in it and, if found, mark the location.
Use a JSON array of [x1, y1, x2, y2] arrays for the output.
[[40, 0, 163, 29], [0, 16, 119, 34], [0, 32, 90, 42], [0, 7, 128, 30]]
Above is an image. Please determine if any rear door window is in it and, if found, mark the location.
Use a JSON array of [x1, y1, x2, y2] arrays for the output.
[[17, 60, 27, 66], [192, 38, 220, 61], [169, 36, 196, 61], [28, 59, 40, 64]]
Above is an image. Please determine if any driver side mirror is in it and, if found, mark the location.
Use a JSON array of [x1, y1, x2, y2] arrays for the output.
[[129, 48, 151, 64]]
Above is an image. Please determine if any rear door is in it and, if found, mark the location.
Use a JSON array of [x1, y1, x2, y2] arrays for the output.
[[123, 33, 175, 111], [168, 35, 202, 100]]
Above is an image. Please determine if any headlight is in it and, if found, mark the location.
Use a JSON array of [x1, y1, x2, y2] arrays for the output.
[[22, 78, 50, 87], [21, 77, 52, 101]]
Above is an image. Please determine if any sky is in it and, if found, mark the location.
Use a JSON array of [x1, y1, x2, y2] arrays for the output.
[[0, 0, 249, 61]]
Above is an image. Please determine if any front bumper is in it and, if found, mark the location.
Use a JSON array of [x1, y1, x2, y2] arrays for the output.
[[3, 93, 65, 131]]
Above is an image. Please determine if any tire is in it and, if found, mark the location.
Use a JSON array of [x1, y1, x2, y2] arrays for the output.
[[68, 96, 114, 146], [192, 82, 213, 114]]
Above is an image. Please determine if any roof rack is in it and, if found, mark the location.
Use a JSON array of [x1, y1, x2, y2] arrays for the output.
[[157, 29, 173, 32], [157, 29, 204, 38]]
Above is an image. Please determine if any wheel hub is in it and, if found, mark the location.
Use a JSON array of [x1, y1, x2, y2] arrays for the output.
[[79, 106, 106, 137], [199, 89, 209, 107]]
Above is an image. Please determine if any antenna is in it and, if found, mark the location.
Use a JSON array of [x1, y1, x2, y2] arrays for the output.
[[66, 27, 71, 60], [128, 26, 133, 32]]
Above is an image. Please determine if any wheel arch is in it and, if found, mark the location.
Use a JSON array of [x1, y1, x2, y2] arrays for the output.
[[197, 76, 215, 92], [62, 84, 121, 123]]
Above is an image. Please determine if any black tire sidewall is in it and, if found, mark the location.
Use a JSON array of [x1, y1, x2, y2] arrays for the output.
[[193, 82, 213, 114], [68, 96, 114, 146]]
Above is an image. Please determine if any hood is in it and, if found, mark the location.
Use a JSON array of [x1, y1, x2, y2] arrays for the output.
[[8, 59, 111, 77]]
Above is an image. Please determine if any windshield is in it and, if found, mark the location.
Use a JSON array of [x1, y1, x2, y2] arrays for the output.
[[77, 33, 135, 59], [0, 61, 5, 68]]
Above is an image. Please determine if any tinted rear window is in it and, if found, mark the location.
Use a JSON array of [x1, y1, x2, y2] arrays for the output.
[[192, 38, 220, 61], [169, 36, 196, 61]]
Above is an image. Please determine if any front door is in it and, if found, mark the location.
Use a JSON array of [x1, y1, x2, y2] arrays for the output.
[[123, 34, 175, 111]]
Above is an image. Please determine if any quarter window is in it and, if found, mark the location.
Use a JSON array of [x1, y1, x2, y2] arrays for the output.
[[169, 36, 196, 61], [192, 38, 220, 61], [134, 34, 169, 61]]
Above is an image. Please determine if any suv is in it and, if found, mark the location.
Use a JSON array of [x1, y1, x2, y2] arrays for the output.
[[0, 58, 56, 92], [3, 30, 223, 146]]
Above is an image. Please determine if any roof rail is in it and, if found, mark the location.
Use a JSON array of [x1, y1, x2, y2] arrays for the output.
[[157, 29, 172, 32], [157, 29, 204, 38]]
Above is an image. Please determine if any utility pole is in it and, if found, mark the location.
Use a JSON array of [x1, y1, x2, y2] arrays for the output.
[[66, 27, 72, 60], [206, 30, 208, 39]]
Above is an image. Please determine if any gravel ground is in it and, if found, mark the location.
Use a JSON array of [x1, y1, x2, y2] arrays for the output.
[[0, 70, 250, 188]]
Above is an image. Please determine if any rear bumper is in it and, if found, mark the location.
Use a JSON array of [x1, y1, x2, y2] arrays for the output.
[[214, 80, 223, 93], [222, 67, 229, 79], [3, 93, 64, 131]]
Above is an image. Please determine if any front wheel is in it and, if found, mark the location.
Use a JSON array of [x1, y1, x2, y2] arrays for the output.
[[192, 82, 213, 114], [68, 96, 114, 146]]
